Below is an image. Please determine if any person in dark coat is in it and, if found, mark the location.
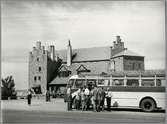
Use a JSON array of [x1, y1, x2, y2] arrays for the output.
[[90, 85, 98, 112], [27, 89, 32, 106], [46, 90, 51, 102], [100, 87, 106, 111], [67, 86, 72, 111], [106, 87, 113, 111]]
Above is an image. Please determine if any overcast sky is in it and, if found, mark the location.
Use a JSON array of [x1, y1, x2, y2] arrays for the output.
[[2, 0, 165, 89]]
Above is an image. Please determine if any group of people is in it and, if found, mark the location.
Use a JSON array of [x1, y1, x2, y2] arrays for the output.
[[66, 85, 113, 112]]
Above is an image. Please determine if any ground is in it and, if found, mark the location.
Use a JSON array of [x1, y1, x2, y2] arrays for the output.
[[1, 98, 166, 124]]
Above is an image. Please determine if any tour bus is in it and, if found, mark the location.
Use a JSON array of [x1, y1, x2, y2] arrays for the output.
[[64, 70, 166, 112]]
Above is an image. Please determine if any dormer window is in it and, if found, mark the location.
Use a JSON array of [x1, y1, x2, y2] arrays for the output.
[[58, 65, 71, 77], [37, 58, 39, 62]]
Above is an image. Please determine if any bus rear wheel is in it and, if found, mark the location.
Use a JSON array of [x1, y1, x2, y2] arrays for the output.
[[141, 98, 156, 112]]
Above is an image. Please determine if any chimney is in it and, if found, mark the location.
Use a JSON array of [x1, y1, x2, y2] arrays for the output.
[[67, 40, 72, 66], [36, 41, 41, 49], [50, 45, 55, 61], [113, 41, 116, 49], [116, 36, 121, 43]]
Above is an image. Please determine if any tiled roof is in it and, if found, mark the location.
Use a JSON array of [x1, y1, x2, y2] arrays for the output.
[[49, 77, 68, 85], [56, 46, 111, 62], [112, 49, 143, 58]]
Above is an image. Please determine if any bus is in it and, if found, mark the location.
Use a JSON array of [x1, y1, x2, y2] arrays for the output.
[[64, 70, 166, 112]]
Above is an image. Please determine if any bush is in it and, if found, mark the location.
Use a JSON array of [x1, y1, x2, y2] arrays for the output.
[[1, 76, 17, 100]]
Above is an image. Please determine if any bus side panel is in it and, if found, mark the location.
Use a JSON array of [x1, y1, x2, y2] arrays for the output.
[[138, 92, 166, 109], [106, 92, 166, 109]]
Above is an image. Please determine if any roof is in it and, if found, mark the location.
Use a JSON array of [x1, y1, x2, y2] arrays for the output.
[[49, 69, 165, 85], [49, 77, 68, 85], [80, 70, 165, 77], [112, 49, 144, 58], [56, 46, 111, 62]]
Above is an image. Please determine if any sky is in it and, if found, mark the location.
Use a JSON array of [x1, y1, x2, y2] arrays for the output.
[[1, 0, 165, 90]]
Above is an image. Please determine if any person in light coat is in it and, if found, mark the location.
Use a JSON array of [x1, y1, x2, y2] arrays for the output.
[[106, 87, 113, 111]]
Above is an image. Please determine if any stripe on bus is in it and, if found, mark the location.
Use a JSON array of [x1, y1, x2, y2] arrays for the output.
[[101, 86, 165, 92]]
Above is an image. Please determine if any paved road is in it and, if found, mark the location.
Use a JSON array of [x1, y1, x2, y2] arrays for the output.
[[1, 98, 166, 123]]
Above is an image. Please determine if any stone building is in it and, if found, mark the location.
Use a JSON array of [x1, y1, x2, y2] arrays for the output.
[[28, 36, 144, 94]]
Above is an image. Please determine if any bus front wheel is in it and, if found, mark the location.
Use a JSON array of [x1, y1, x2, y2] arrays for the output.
[[141, 98, 156, 112]]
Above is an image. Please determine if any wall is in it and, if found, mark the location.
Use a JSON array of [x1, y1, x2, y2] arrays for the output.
[[123, 56, 144, 71], [111, 57, 124, 71], [71, 61, 110, 75], [29, 48, 47, 93]]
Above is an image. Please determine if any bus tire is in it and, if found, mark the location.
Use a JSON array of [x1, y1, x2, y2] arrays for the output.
[[140, 98, 156, 112]]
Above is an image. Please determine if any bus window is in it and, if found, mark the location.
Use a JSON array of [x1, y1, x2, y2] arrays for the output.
[[113, 79, 124, 86], [141, 79, 154, 86], [87, 79, 97, 87], [68, 79, 75, 87], [98, 79, 110, 86], [98, 79, 105, 86], [75, 79, 86, 88], [127, 79, 139, 86], [104, 79, 110, 86], [157, 79, 166, 87]]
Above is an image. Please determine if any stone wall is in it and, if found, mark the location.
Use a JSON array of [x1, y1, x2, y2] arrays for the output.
[[29, 48, 48, 93], [123, 56, 144, 71]]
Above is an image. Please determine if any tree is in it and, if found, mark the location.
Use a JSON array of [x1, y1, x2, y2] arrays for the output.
[[1, 75, 17, 100]]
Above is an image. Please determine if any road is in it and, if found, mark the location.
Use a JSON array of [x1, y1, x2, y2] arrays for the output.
[[1, 98, 166, 123]]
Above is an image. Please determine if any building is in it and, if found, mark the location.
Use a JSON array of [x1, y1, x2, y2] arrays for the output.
[[28, 36, 145, 94]]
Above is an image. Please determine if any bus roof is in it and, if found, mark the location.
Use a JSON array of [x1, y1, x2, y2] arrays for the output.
[[69, 70, 165, 79]]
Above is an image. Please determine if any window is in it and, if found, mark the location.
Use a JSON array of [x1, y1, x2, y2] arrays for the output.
[[132, 63, 135, 70], [59, 71, 71, 77], [113, 79, 124, 86], [75, 79, 86, 88], [98, 79, 110, 86], [34, 76, 37, 81], [68, 79, 75, 87], [141, 79, 154, 86], [127, 79, 139, 86], [110, 61, 115, 71], [39, 67, 41, 72], [87, 79, 97, 86], [138, 63, 141, 70], [38, 76, 41, 81], [37, 58, 40, 62], [98, 79, 105, 85], [157, 79, 166, 87]]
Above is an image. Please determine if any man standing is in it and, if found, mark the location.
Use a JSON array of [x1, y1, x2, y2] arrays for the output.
[[27, 89, 32, 106], [81, 88, 86, 111], [100, 87, 106, 111], [67, 86, 72, 111], [106, 87, 113, 111], [46, 90, 51, 102], [84, 86, 90, 111], [91, 85, 98, 112]]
